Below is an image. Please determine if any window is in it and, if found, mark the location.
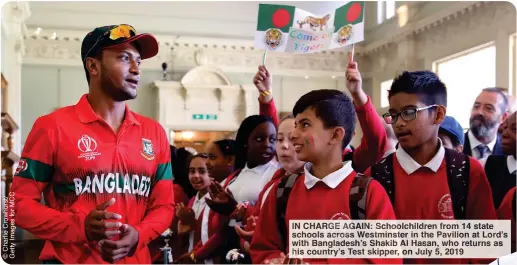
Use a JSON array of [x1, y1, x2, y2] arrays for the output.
[[381, 79, 393, 108], [434, 44, 496, 129], [377, 1, 396, 24], [510, 33, 516, 95]]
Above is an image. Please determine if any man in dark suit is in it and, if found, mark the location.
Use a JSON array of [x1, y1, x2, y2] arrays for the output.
[[464, 87, 508, 159]]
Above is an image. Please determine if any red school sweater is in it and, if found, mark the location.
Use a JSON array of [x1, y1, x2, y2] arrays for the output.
[[185, 195, 228, 263], [365, 155, 497, 264], [249, 171, 401, 264], [497, 187, 516, 253], [259, 96, 388, 173]]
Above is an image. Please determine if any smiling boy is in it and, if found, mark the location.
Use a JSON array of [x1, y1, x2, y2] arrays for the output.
[[249, 88, 399, 264]]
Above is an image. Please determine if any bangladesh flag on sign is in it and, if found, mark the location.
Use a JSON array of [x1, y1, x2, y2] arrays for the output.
[[328, 1, 365, 49], [254, 4, 296, 52]]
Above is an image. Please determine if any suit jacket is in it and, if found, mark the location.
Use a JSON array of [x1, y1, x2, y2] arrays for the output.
[[463, 131, 504, 157]]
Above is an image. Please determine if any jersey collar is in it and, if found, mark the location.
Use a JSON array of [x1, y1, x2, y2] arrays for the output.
[[75, 94, 140, 125]]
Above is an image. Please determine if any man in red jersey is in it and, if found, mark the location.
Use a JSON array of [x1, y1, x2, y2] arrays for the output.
[[11, 24, 174, 264]]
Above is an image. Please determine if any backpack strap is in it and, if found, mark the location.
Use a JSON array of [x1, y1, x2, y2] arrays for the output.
[[444, 148, 470, 219], [370, 154, 395, 206], [349, 173, 373, 219], [276, 173, 302, 251]]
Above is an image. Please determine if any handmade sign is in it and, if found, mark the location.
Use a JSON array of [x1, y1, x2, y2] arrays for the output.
[[254, 1, 365, 55]]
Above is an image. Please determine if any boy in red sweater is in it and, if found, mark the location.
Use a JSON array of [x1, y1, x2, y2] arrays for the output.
[[250, 64, 399, 264], [367, 71, 497, 264]]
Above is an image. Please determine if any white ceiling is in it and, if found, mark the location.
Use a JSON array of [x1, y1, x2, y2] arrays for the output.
[[25, 1, 350, 39]]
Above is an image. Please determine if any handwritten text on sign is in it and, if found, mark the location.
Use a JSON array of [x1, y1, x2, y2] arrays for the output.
[[285, 27, 333, 54]]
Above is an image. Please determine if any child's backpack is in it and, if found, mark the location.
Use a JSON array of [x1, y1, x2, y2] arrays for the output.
[[370, 148, 470, 219]]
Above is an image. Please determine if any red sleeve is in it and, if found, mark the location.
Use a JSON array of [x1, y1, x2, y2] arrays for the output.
[[11, 115, 88, 243], [133, 127, 175, 249], [193, 213, 229, 260], [249, 182, 285, 264], [466, 157, 497, 220], [259, 98, 279, 127], [497, 187, 516, 253], [352, 96, 388, 173], [363, 180, 401, 264]]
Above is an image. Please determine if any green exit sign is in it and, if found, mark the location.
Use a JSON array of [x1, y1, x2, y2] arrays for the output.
[[192, 114, 218, 120]]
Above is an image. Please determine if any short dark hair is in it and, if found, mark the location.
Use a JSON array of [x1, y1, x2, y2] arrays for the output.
[[388, 71, 447, 107], [482, 87, 508, 114], [234, 115, 274, 169], [439, 128, 462, 148], [292, 89, 356, 150]]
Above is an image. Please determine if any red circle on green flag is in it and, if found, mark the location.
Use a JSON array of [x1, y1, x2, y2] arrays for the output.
[[272, 9, 291, 28], [347, 3, 362, 23]]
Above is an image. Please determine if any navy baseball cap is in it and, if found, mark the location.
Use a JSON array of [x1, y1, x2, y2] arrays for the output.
[[439, 116, 465, 145], [81, 24, 158, 62]]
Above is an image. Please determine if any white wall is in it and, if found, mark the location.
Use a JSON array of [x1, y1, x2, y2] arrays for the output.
[[21, 65, 353, 144], [366, 1, 516, 115]]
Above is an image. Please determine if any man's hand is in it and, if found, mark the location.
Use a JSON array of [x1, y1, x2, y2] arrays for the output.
[[206, 181, 238, 216], [98, 224, 139, 263], [98, 224, 139, 262], [85, 198, 122, 241], [253, 66, 273, 103], [345, 56, 368, 106]]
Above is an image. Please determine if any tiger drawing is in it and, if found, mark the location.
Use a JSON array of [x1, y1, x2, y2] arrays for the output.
[[297, 14, 331, 31], [265, 28, 282, 49], [337, 25, 353, 45]]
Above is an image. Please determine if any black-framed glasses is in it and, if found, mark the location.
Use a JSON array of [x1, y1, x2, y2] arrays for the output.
[[83, 24, 137, 60], [382, 105, 438, 124]]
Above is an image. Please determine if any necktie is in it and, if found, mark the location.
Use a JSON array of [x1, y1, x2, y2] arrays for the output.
[[475, 145, 489, 159]]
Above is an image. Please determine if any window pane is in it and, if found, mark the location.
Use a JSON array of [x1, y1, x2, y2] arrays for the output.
[[377, 1, 384, 24], [381, 79, 393, 108], [436, 45, 496, 129], [386, 1, 396, 19], [511, 34, 516, 95]]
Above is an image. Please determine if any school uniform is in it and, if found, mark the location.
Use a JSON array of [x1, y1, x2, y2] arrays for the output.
[[260, 96, 388, 173], [150, 184, 190, 263], [497, 187, 516, 253], [479, 155, 516, 209], [250, 161, 401, 264], [185, 192, 227, 264], [365, 142, 497, 264]]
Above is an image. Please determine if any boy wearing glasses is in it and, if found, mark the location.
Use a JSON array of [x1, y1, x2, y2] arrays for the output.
[[365, 71, 496, 264], [11, 24, 174, 264]]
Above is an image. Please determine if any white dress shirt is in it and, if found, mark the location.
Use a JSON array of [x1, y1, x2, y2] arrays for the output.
[[396, 139, 445, 175], [303, 161, 354, 189], [468, 130, 497, 160]]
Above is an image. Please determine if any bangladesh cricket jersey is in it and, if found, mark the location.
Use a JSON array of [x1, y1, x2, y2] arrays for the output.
[[11, 94, 174, 264]]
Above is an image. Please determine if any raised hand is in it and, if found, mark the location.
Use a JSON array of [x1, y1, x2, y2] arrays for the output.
[[253, 65, 272, 93], [205, 181, 238, 216], [175, 203, 195, 235], [345, 54, 367, 106], [85, 198, 122, 241]]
